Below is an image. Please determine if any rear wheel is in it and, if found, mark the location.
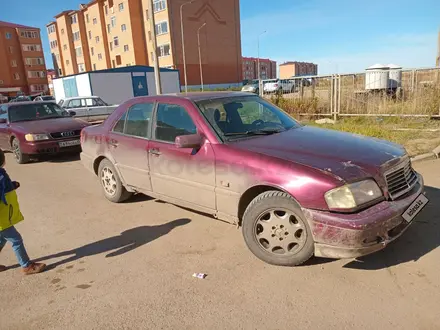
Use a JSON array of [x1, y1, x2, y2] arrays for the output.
[[98, 159, 132, 203], [11, 138, 29, 164], [242, 191, 314, 266]]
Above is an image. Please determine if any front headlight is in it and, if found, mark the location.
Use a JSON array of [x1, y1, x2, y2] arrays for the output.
[[25, 134, 50, 142], [325, 180, 383, 210]]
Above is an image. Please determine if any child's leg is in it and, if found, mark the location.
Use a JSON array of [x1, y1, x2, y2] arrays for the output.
[[0, 226, 31, 268]]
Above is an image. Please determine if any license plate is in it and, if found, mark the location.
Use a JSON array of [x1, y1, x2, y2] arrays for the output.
[[402, 194, 429, 223], [59, 140, 81, 147]]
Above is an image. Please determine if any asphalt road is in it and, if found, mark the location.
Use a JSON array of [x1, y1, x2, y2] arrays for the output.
[[1, 153, 439, 330]]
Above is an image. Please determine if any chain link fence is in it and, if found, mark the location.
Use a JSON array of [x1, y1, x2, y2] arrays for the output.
[[261, 67, 440, 118]]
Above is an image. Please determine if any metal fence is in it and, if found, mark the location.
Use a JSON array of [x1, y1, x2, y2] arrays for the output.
[[261, 67, 440, 118]]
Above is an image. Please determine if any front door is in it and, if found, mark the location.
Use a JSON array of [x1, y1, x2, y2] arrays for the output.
[[107, 102, 154, 192], [148, 102, 216, 210], [132, 74, 148, 97]]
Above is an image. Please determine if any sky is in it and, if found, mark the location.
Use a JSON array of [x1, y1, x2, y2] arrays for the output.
[[1, 0, 439, 75]]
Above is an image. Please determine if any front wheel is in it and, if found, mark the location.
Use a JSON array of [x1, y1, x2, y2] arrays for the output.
[[98, 159, 132, 203], [11, 138, 29, 164], [242, 191, 314, 266]]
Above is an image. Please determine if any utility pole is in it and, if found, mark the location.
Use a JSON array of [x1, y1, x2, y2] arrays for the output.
[[148, 0, 162, 95], [436, 28, 440, 67], [180, 0, 196, 93], [257, 31, 266, 95], [197, 22, 206, 91]]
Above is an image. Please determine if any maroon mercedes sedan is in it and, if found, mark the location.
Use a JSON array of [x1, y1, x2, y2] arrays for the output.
[[0, 102, 89, 164], [80, 92, 428, 266]]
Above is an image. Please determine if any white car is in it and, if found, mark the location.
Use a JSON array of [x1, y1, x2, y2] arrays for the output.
[[263, 79, 296, 94], [58, 96, 118, 123]]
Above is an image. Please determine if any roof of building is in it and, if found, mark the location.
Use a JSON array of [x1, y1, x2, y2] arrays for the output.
[[280, 61, 317, 66], [54, 10, 75, 18], [0, 21, 38, 30], [242, 57, 276, 63]]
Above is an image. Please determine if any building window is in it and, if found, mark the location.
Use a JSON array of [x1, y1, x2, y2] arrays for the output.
[[95, 36, 100, 43], [0, 80, 3, 85], [118, 3, 124, 11], [22, 44, 42, 52], [93, 18, 97, 25], [145, 9, 149, 20], [112, 59, 115, 68], [121, 24, 126, 32], [61, 29, 65, 35], [20, 30, 39, 38], [31, 85, 47, 92], [124, 44, 129, 52], [47, 25, 55, 35], [105, 5, 108, 15], [153, 0, 166, 12], [25, 58, 44, 66], [148, 31, 151, 41], [73, 31, 80, 41], [116, 55, 122, 66], [6, 32, 12, 39], [66, 60, 70, 66], [98, 53, 102, 60], [11, 60, 17, 67], [110, 41, 113, 50], [13, 73, 20, 80], [28, 71, 46, 78], [63, 44, 67, 50], [86, 14, 89, 23], [88, 31, 92, 39], [107, 24, 111, 33], [155, 21, 168, 35], [93, 63, 97, 71], [111, 16, 116, 28], [91, 47, 94, 56], [157, 43, 170, 57], [150, 51, 154, 62], [50, 40, 58, 49], [71, 14, 78, 24], [113, 36, 119, 47], [78, 63, 85, 72], [75, 47, 82, 57]]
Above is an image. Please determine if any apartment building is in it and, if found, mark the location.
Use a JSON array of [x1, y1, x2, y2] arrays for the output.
[[242, 57, 277, 81], [0, 21, 48, 97], [48, 0, 242, 87], [279, 61, 318, 79]]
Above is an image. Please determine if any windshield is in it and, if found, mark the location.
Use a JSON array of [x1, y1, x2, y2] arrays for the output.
[[9, 103, 65, 123], [196, 95, 301, 141]]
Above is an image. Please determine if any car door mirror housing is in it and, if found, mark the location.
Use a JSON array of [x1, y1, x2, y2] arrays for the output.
[[0, 118, 7, 124], [175, 134, 203, 149]]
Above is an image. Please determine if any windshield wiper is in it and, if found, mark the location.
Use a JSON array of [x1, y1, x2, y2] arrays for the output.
[[224, 127, 286, 137]]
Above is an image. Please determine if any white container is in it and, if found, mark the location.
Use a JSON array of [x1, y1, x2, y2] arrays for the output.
[[387, 63, 402, 89], [365, 64, 389, 90]]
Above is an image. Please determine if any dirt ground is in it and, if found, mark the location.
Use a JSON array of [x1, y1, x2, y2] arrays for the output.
[[0, 153, 439, 330]]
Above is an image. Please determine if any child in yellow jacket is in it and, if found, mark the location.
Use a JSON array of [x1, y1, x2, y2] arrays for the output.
[[0, 149, 46, 275]]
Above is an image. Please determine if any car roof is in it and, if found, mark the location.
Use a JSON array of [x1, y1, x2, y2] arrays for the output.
[[164, 91, 255, 102], [62, 96, 100, 100]]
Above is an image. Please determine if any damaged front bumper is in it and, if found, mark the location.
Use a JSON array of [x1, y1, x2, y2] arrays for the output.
[[304, 174, 425, 259]]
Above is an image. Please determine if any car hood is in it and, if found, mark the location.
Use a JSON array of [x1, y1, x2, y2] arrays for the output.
[[11, 117, 89, 134], [231, 125, 406, 182]]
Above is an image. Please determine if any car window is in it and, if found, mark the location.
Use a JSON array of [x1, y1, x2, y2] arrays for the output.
[[0, 105, 7, 120], [123, 103, 154, 138], [237, 102, 281, 125], [58, 100, 64, 106], [112, 112, 127, 133], [155, 104, 197, 143], [68, 99, 82, 108], [9, 103, 63, 122]]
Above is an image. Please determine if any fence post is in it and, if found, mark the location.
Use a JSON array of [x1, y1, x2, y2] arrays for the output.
[[337, 74, 341, 120], [330, 75, 333, 117]]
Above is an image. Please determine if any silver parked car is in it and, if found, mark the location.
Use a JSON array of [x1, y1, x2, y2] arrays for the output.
[[58, 96, 118, 123]]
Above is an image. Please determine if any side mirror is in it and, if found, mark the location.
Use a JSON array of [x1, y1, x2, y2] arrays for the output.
[[175, 134, 203, 149], [69, 111, 76, 117], [0, 118, 7, 124]]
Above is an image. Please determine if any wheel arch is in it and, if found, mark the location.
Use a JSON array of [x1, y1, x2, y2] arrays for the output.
[[93, 155, 107, 175], [237, 184, 300, 225]]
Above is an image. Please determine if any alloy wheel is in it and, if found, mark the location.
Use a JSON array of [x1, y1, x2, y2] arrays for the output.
[[101, 166, 117, 196]]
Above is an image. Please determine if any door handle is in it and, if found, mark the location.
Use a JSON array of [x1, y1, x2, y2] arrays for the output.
[[108, 139, 118, 147], [148, 148, 161, 156]]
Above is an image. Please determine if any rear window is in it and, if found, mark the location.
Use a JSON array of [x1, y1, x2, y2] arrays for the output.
[[9, 103, 64, 122]]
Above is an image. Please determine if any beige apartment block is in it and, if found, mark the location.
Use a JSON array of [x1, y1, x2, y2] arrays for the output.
[[48, 0, 242, 86], [0, 21, 48, 97], [279, 61, 318, 79]]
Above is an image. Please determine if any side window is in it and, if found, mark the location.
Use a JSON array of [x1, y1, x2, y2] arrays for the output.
[[58, 100, 64, 107], [112, 112, 127, 133], [155, 104, 196, 143], [68, 99, 82, 108], [0, 106, 8, 120], [124, 103, 154, 138]]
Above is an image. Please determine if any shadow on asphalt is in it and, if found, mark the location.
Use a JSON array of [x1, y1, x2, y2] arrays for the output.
[[32, 218, 191, 270], [343, 186, 440, 270]]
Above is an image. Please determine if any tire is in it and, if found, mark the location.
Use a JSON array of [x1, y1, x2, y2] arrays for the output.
[[242, 191, 314, 266], [98, 159, 132, 203], [11, 138, 30, 164]]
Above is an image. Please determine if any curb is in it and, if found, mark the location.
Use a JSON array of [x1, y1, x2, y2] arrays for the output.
[[411, 144, 440, 163]]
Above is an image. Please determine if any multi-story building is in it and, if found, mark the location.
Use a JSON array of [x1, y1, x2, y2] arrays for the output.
[[0, 21, 48, 97], [242, 57, 276, 81], [279, 61, 318, 79], [47, 69, 56, 95], [48, 0, 242, 87]]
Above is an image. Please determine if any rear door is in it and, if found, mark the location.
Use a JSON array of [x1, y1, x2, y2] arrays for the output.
[[83, 98, 107, 122], [106, 101, 154, 192], [66, 99, 88, 118]]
